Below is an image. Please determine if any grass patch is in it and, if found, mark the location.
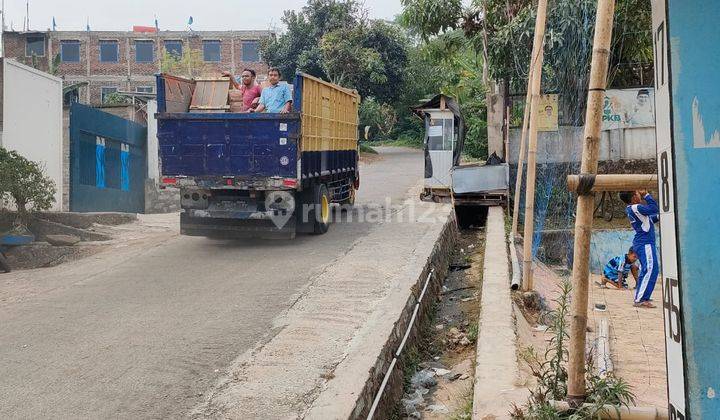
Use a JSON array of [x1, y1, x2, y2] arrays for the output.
[[373, 137, 423, 149], [359, 142, 379, 154], [450, 386, 474, 420]]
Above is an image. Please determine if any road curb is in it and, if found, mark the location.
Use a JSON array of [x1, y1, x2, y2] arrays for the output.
[[306, 208, 458, 419], [472, 206, 526, 419]]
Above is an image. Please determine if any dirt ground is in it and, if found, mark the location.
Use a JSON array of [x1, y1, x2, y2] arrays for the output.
[[516, 255, 667, 410]]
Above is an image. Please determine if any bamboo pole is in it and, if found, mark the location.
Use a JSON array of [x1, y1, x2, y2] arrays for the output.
[[566, 0, 616, 404], [549, 401, 669, 420], [521, 0, 549, 292], [504, 104, 511, 160], [510, 55, 535, 239], [566, 174, 657, 193]]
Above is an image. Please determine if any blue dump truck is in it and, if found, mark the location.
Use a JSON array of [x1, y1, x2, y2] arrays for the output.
[[155, 73, 360, 238]]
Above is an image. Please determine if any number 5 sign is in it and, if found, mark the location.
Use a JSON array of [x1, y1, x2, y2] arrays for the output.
[[652, 1, 720, 417]]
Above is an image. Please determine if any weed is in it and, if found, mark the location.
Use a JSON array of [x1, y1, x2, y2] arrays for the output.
[[512, 279, 635, 419], [467, 324, 478, 343], [359, 142, 379, 154], [451, 386, 475, 420]]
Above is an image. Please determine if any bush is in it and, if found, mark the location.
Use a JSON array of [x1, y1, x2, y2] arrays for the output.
[[359, 98, 398, 141], [0, 147, 56, 224]]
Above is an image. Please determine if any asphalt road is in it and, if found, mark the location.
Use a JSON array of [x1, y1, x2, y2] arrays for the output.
[[0, 147, 423, 419]]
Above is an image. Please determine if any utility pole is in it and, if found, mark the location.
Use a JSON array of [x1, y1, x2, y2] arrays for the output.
[[520, 0, 549, 291], [566, 0, 616, 404]]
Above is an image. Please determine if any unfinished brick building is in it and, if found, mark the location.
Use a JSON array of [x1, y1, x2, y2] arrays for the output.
[[2, 29, 273, 106]]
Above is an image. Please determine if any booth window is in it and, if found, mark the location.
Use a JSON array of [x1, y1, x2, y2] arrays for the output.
[[427, 118, 454, 151]]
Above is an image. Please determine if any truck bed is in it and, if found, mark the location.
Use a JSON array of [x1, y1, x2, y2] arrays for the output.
[[155, 73, 360, 187], [157, 112, 300, 180]]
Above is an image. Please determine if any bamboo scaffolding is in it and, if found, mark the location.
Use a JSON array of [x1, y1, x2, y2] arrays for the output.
[[566, 174, 657, 193], [566, 0, 617, 403], [510, 66, 533, 238], [521, 0, 549, 292]]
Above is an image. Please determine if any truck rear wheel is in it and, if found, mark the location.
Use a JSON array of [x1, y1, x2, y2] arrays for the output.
[[0, 251, 11, 273], [312, 184, 331, 234]]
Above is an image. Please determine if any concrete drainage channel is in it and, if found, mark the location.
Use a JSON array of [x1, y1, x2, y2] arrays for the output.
[[332, 211, 460, 419], [359, 207, 489, 419]]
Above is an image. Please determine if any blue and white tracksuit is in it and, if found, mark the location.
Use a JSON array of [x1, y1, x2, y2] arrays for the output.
[[603, 255, 634, 288], [626, 193, 660, 303]]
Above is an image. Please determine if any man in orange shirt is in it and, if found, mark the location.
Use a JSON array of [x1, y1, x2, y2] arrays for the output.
[[223, 69, 262, 112]]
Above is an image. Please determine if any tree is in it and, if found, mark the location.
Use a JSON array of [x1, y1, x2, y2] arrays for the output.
[[360, 98, 399, 140], [400, 0, 654, 126], [262, 0, 360, 80], [320, 27, 386, 88], [261, 0, 409, 103], [0, 147, 56, 225], [159, 50, 211, 78]]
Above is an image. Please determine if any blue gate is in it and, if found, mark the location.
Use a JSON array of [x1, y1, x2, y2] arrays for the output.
[[70, 103, 147, 213]]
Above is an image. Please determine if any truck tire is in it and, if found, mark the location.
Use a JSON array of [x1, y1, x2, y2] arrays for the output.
[[0, 251, 11, 273], [312, 184, 331, 234]]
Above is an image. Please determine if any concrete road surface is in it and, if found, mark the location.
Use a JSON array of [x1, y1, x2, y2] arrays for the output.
[[0, 147, 423, 419]]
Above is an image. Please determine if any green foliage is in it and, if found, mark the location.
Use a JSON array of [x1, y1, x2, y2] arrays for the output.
[[512, 279, 635, 419], [262, 0, 409, 103], [0, 147, 56, 224], [399, 0, 463, 40], [159, 50, 210, 79], [103, 92, 130, 105], [320, 27, 386, 88], [401, 0, 653, 126], [359, 143, 378, 154], [359, 98, 398, 140]]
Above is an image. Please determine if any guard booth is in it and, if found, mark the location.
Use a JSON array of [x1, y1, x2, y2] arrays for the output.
[[412, 95, 464, 200]]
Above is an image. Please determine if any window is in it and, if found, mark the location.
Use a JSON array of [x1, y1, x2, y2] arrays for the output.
[[60, 40, 81, 63], [164, 40, 182, 58], [426, 118, 454, 151], [136, 86, 154, 93], [203, 40, 221, 62], [135, 40, 154, 63], [101, 87, 118, 104], [26, 35, 45, 57], [99, 40, 119, 63], [241, 40, 259, 62]]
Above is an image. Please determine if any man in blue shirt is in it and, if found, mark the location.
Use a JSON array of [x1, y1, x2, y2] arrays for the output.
[[254, 67, 292, 114], [619, 190, 660, 308], [597, 247, 639, 289]]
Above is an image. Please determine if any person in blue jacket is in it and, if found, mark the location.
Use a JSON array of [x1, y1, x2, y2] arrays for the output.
[[619, 190, 660, 308], [597, 247, 639, 289]]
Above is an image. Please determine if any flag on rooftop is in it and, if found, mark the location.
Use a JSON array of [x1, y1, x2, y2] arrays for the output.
[[188, 16, 193, 25], [52, 17, 56, 31]]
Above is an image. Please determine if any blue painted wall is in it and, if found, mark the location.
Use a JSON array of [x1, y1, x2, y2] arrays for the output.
[[667, 1, 720, 416]]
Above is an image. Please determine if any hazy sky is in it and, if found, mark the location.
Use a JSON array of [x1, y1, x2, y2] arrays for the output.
[[2, 0, 404, 32]]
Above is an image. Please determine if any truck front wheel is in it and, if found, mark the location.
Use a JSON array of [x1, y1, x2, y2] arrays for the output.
[[312, 184, 331, 234]]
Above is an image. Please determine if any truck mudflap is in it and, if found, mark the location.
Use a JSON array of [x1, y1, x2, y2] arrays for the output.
[[180, 211, 297, 239]]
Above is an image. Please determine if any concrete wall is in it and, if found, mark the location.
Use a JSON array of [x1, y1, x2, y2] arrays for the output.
[[146, 100, 159, 182], [143, 100, 179, 213], [507, 125, 657, 164], [1, 59, 64, 211], [536, 228, 659, 273]]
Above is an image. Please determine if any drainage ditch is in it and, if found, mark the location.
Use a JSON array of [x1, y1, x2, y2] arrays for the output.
[[389, 207, 488, 419]]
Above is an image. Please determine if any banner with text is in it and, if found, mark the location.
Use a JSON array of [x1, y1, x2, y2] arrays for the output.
[[602, 88, 655, 130]]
